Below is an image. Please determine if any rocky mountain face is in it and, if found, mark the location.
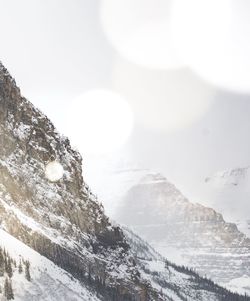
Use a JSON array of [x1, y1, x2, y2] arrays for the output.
[[0, 61, 249, 301], [0, 61, 153, 301], [116, 172, 250, 295]]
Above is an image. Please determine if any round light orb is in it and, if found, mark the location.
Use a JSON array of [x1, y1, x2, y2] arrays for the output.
[[64, 90, 134, 155], [113, 59, 215, 131], [100, 0, 184, 69], [171, 0, 250, 93], [45, 161, 64, 182]]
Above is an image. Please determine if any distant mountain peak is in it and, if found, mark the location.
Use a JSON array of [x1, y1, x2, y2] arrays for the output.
[[205, 165, 250, 187], [139, 172, 167, 184]]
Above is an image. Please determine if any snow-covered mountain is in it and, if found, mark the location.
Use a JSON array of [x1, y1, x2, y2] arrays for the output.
[[205, 166, 250, 237], [1, 61, 249, 300], [113, 171, 250, 295]]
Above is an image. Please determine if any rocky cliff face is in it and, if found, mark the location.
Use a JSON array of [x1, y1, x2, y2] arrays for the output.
[[116, 172, 250, 294], [0, 61, 149, 301], [0, 61, 249, 301]]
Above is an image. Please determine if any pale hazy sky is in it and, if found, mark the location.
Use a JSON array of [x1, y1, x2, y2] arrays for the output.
[[1, 0, 250, 207]]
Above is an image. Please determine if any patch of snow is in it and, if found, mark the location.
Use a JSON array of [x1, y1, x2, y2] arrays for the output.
[[227, 275, 250, 295], [13, 123, 31, 140]]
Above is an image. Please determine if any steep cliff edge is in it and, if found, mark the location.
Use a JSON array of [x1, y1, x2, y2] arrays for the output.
[[0, 61, 149, 300]]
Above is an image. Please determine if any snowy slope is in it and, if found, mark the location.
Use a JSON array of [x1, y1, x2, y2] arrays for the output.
[[0, 229, 100, 301]]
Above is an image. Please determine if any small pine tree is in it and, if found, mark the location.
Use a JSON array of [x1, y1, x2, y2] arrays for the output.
[[24, 260, 31, 281], [165, 259, 168, 268], [4, 278, 8, 299], [0, 249, 4, 277], [4, 278, 14, 300], [18, 259, 23, 274], [8, 280, 14, 301], [6, 258, 12, 278]]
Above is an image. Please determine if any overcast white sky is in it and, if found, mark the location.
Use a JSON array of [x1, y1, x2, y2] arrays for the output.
[[1, 0, 250, 212]]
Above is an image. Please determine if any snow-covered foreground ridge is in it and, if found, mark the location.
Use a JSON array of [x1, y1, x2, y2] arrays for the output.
[[0, 227, 248, 301], [0, 60, 249, 300], [0, 229, 101, 301]]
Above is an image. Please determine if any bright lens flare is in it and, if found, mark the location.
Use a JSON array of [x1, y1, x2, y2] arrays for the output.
[[65, 90, 134, 155], [100, 0, 184, 69], [171, 0, 250, 93], [45, 161, 64, 182]]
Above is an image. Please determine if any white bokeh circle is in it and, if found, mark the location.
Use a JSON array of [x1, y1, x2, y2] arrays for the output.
[[45, 161, 64, 182], [100, 0, 184, 69], [63, 90, 134, 155], [171, 0, 250, 93]]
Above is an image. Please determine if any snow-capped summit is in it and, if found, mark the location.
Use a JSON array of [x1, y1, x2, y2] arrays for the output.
[[139, 173, 167, 185]]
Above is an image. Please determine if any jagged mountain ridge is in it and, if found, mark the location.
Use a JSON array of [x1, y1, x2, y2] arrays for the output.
[[116, 172, 250, 294], [0, 61, 249, 300]]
